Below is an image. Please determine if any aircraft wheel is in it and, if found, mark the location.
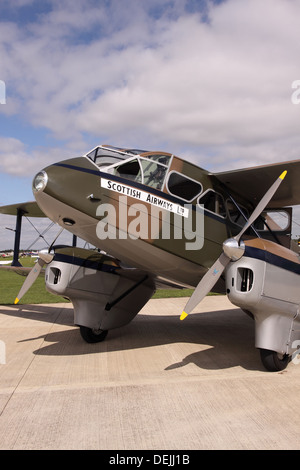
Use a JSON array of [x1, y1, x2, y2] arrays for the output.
[[79, 326, 108, 343], [260, 348, 290, 372]]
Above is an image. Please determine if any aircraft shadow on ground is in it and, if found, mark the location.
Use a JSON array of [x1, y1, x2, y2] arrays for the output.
[[1, 303, 260, 371]]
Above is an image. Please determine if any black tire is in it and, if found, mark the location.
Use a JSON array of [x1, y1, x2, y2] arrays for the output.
[[260, 348, 290, 372], [79, 326, 108, 343]]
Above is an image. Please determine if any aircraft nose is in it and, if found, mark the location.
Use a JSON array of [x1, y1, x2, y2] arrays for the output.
[[32, 170, 48, 194], [31, 156, 103, 236]]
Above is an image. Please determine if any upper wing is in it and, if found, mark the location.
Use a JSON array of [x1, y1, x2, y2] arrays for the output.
[[0, 201, 45, 217], [214, 159, 300, 207]]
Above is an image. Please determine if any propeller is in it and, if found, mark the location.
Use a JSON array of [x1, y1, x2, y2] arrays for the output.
[[180, 170, 287, 320], [14, 249, 54, 304], [13, 226, 65, 304]]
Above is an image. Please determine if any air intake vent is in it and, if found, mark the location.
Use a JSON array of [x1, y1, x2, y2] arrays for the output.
[[49, 267, 61, 285], [237, 268, 253, 292]]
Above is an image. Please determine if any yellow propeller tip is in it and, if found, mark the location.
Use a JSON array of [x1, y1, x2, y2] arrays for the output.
[[279, 170, 287, 180], [180, 311, 188, 321], [14, 298, 19, 305]]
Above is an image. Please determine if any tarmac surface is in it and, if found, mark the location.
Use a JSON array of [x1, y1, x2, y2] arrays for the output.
[[0, 295, 300, 450]]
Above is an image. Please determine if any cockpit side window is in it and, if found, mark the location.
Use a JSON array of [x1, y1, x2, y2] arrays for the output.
[[109, 158, 142, 183], [104, 154, 170, 190], [139, 159, 167, 190], [87, 148, 97, 161]]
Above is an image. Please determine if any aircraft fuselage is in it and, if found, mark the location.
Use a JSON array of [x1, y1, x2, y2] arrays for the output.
[[32, 146, 292, 289]]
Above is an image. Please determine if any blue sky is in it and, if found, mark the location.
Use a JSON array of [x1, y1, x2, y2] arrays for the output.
[[1, 0, 300, 249]]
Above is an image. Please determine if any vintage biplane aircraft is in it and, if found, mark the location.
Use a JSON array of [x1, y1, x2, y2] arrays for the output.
[[1, 144, 300, 371]]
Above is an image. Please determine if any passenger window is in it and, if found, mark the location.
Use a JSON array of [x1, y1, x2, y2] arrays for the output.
[[227, 200, 249, 227], [167, 172, 202, 202], [198, 190, 226, 218], [254, 210, 290, 231]]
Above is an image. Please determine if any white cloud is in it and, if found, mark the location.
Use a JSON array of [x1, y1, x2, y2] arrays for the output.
[[0, 137, 76, 176], [1, 0, 300, 172]]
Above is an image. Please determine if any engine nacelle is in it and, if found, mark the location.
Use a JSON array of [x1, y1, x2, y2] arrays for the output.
[[45, 247, 156, 333], [225, 239, 300, 357]]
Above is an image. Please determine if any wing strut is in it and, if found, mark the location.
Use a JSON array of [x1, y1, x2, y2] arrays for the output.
[[12, 209, 24, 267]]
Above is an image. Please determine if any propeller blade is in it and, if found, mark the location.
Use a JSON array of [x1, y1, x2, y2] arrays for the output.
[[235, 170, 287, 242], [14, 257, 45, 304], [180, 253, 230, 319], [181, 170, 287, 320], [38, 250, 54, 264]]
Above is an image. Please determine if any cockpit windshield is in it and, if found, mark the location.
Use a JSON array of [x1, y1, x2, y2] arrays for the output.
[[105, 153, 171, 190], [86, 146, 132, 169], [86, 145, 172, 190]]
